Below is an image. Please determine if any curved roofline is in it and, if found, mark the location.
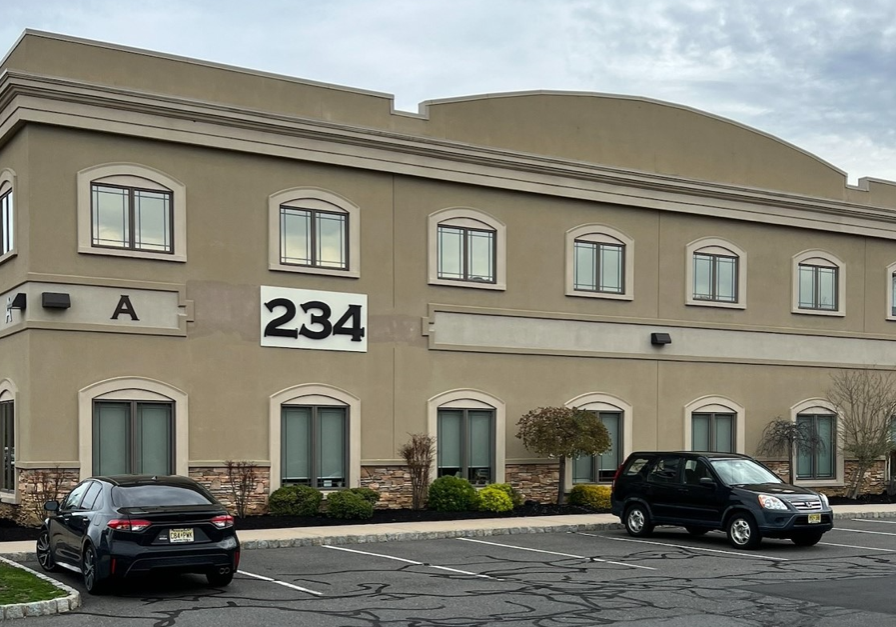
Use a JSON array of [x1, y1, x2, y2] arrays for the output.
[[418, 89, 846, 178]]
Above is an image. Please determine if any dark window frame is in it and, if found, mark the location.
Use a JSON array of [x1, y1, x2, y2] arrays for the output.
[[573, 410, 624, 483], [0, 189, 12, 256], [0, 400, 13, 492], [90, 182, 174, 254], [691, 412, 736, 453], [436, 408, 496, 486], [92, 400, 175, 476], [798, 263, 839, 311], [279, 205, 350, 271], [280, 404, 349, 489], [891, 273, 896, 317], [796, 413, 836, 480], [573, 240, 625, 294], [436, 224, 497, 284], [693, 252, 739, 303]]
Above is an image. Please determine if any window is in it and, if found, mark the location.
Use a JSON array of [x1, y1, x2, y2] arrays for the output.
[[0, 399, 13, 492], [78, 164, 187, 262], [437, 409, 494, 486], [792, 250, 844, 316], [573, 411, 623, 483], [269, 188, 360, 278], [281, 405, 348, 488], [566, 225, 634, 300], [646, 456, 681, 484], [796, 413, 836, 480], [691, 413, 735, 453], [91, 183, 173, 253], [0, 169, 15, 262], [428, 209, 506, 290], [892, 272, 896, 318], [93, 401, 173, 476], [685, 238, 746, 309], [885, 262, 896, 321], [61, 482, 91, 511]]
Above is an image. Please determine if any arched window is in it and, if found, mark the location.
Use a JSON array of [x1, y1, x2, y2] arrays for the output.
[[78, 377, 188, 480], [566, 393, 633, 484], [428, 389, 506, 485], [77, 163, 187, 262], [0, 378, 17, 497], [0, 169, 16, 263], [428, 208, 506, 290], [566, 225, 634, 300], [790, 399, 840, 482], [268, 188, 360, 278], [686, 237, 746, 308], [792, 250, 845, 316], [684, 396, 745, 454], [269, 384, 360, 491]]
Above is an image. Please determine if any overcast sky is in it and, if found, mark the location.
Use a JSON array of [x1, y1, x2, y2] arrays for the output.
[[2, 1, 894, 184]]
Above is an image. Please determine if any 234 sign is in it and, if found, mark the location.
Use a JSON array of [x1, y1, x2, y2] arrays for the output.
[[260, 286, 367, 352]]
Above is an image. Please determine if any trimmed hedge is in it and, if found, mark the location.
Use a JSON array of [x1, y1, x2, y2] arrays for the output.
[[488, 483, 523, 507], [427, 475, 479, 511], [568, 484, 612, 510], [268, 485, 323, 516], [477, 485, 514, 513], [349, 487, 381, 505], [326, 490, 375, 519]]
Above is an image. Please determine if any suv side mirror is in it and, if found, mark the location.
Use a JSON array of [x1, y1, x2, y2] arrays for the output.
[[44, 501, 59, 512], [699, 477, 716, 488]]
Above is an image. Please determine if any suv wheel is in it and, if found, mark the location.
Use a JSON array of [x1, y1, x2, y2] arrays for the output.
[[791, 532, 823, 547], [726, 513, 761, 549], [624, 504, 654, 537]]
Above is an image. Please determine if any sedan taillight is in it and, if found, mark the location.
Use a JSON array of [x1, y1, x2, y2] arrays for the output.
[[108, 519, 152, 532], [211, 514, 234, 529]]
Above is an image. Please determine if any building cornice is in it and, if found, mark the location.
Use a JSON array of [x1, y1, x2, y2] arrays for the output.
[[1, 70, 896, 239]]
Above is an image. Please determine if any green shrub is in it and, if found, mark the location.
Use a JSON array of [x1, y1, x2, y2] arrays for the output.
[[326, 490, 375, 519], [268, 485, 323, 517], [568, 484, 612, 510], [427, 475, 479, 511], [349, 487, 381, 505], [488, 483, 523, 507], [477, 485, 514, 513]]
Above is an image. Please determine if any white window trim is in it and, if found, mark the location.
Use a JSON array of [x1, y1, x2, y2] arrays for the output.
[[428, 389, 505, 483], [428, 207, 506, 291], [77, 163, 187, 262], [685, 237, 746, 310], [269, 383, 360, 491], [791, 249, 845, 317], [565, 225, 634, 301], [790, 398, 844, 487], [268, 187, 360, 278], [0, 378, 18, 503], [886, 261, 896, 322], [563, 392, 633, 489], [0, 169, 16, 266], [78, 377, 189, 481], [683, 395, 745, 454]]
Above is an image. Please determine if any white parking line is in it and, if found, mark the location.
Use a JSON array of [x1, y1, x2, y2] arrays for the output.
[[322, 544, 497, 579], [833, 528, 896, 537], [593, 535, 788, 561], [238, 570, 324, 596], [458, 537, 656, 570], [821, 542, 896, 553], [851, 519, 896, 525]]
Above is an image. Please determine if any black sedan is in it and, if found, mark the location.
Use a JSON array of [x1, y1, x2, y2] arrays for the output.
[[36, 475, 240, 594]]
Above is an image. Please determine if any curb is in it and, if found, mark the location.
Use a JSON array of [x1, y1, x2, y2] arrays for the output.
[[0, 556, 80, 620], [239, 522, 626, 550]]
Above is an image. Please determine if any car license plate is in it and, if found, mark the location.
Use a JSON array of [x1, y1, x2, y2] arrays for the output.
[[808, 514, 821, 524], [170, 528, 194, 543]]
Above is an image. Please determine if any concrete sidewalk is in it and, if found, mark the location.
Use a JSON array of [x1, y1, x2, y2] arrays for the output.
[[3, 503, 896, 563]]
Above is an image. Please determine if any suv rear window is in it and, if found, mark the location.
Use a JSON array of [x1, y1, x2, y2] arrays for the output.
[[112, 484, 215, 508]]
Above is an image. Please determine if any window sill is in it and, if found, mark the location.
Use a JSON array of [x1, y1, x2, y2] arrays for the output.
[[269, 262, 359, 279], [78, 246, 186, 263], [795, 479, 842, 488], [686, 299, 745, 310], [791, 308, 845, 317], [429, 278, 506, 291], [0, 491, 18, 505], [566, 289, 633, 301], [0, 250, 16, 266]]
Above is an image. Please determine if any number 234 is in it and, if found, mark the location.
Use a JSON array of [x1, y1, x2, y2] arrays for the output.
[[263, 299, 366, 342]]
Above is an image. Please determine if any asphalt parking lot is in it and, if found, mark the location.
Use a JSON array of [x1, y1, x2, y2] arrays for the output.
[[19, 518, 896, 627]]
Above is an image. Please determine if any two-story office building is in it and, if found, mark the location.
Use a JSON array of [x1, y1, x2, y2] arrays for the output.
[[2, 30, 896, 516]]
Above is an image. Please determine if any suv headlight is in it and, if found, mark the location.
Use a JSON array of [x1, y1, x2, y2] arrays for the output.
[[818, 492, 829, 509], [758, 494, 789, 510]]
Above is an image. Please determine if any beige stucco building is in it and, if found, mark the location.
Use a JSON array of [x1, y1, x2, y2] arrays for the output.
[[2, 30, 896, 515]]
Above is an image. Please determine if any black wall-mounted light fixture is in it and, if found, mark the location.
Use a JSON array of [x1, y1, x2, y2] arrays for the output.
[[650, 332, 672, 346], [8, 293, 26, 311], [41, 292, 71, 309]]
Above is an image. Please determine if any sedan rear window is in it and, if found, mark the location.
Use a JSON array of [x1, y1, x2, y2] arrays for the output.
[[112, 484, 216, 508]]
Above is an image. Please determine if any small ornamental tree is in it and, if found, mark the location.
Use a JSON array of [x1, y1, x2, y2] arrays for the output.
[[757, 418, 824, 485], [398, 433, 436, 510], [516, 407, 611, 505]]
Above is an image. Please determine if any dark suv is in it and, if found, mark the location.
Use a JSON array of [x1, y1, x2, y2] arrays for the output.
[[610, 451, 833, 549]]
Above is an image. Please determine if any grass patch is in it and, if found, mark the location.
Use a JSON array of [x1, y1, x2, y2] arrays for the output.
[[0, 562, 67, 605]]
